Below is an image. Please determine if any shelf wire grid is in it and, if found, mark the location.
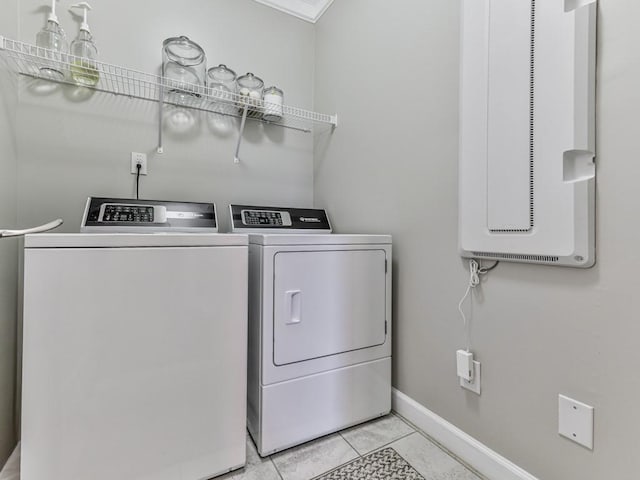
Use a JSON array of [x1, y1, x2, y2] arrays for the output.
[[0, 36, 337, 133]]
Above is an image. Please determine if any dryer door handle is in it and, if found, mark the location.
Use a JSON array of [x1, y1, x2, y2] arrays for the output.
[[285, 290, 302, 325]]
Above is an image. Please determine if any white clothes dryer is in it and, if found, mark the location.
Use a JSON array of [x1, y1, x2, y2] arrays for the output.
[[230, 205, 392, 456]]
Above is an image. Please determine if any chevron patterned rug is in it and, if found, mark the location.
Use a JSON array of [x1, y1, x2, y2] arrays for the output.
[[314, 447, 424, 480]]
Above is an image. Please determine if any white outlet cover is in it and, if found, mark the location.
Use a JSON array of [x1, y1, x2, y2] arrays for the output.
[[558, 394, 594, 450], [460, 360, 481, 395], [130, 152, 148, 175]]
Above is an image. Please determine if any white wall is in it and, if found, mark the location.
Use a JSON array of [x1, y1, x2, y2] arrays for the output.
[[0, 0, 19, 465], [6, 0, 640, 477], [16, 0, 316, 233], [314, 1, 640, 479]]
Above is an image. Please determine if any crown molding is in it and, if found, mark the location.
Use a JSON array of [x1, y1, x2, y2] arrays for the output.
[[253, 0, 335, 23]]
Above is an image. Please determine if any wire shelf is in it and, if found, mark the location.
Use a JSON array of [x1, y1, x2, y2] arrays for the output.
[[0, 36, 338, 133]]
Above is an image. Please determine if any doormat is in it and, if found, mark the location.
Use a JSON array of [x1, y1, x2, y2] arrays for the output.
[[314, 447, 424, 480]]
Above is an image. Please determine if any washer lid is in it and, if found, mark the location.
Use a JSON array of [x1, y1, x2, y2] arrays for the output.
[[249, 234, 391, 246], [24, 233, 248, 248]]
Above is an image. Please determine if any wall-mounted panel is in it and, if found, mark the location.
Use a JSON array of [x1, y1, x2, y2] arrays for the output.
[[459, 0, 596, 267]]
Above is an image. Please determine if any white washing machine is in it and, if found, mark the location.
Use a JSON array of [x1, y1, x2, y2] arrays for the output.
[[21, 198, 249, 480], [230, 205, 392, 456]]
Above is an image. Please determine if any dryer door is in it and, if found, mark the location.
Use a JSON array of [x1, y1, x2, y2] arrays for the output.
[[273, 249, 387, 365]]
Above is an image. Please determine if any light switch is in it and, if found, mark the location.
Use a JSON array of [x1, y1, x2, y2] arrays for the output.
[[558, 394, 594, 450]]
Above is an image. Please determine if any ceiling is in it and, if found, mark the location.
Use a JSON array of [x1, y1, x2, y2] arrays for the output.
[[252, 0, 335, 23]]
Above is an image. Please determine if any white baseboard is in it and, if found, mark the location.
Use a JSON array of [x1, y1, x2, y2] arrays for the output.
[[392, 389, 538, 480]]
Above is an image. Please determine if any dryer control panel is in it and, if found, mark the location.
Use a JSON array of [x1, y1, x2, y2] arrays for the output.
[[230, 205, 331, 233], [82, 197, 218, 233]]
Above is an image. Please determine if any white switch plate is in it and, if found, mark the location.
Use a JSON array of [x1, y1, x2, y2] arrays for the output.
[[460, 360, 481, 395], [558, 394, 594, 450]]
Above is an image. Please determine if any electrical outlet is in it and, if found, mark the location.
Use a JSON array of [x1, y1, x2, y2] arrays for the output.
[[131, 152, 148, 175], [460, 360, 481, 395], [558, 395, 594, 449]]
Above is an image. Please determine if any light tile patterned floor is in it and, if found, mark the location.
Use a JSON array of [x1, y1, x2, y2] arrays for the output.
[[0, 414, 484, 480], [225, 413, 483, 480]]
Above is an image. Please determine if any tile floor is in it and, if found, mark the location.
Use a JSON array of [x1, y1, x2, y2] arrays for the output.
[[219, 413, 484, 480], [0, 414, 484, 480]]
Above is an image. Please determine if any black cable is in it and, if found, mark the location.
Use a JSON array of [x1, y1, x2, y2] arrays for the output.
[[136, 163, 141, 200], [483, 260, 500, 272]]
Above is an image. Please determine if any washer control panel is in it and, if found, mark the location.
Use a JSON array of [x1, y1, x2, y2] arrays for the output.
[[82, 197, 218, 233], [99, 204, 156, 223], [230, 205, 331, 233]]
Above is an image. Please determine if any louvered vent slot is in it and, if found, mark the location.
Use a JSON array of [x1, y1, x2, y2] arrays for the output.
[[489, 0, 535, 234], [472, 252, 559, 263], [528, 0, 536, 229]]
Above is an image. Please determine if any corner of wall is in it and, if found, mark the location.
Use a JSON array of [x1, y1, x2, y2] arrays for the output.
[[0, 0, 22, 465]]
